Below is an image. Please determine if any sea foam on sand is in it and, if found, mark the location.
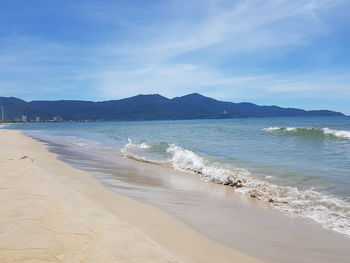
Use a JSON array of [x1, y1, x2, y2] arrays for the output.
[[121, 139, 350, 238]]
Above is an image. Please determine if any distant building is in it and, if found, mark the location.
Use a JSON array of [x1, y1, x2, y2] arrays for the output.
[[21, 115, 27, 122], [35, 116, 40, 122], [0, 106, 4, 122], [52, 116, 63, 122]]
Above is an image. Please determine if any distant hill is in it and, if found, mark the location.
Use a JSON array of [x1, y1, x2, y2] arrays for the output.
[[0, 93, 345, 121]]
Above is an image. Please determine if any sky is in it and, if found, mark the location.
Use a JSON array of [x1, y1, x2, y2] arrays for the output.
[[0, 0, 349, 114]]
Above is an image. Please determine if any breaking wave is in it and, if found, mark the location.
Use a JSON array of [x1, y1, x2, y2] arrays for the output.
[[120, 138, 168, 164], [121, 139, 350, 238], [263, 127, 350, 139]]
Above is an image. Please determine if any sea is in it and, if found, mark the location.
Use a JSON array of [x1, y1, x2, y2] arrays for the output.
[[3, 116, 350, 239]]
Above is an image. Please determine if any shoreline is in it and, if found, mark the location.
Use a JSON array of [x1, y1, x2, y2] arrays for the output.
[[0, 129, 261, 263], [31, 129, 350, 263]]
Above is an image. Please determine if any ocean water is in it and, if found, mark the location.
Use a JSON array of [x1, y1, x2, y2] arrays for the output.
[[5, 116, 350, 237]]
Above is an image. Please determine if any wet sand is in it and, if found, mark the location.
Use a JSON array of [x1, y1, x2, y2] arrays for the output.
[[42, 135, 350, 263], [0, 129, 261, 263]]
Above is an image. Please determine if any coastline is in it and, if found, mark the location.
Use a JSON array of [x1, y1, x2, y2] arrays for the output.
[[43, 132, 350, 263], [0, 129, 261, 263]]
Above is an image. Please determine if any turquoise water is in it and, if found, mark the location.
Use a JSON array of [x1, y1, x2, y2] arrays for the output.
[[4, 116, 350, 236]]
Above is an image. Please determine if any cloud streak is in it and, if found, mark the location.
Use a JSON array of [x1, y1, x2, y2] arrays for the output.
[[0, 0, 349, 112], [83, 0, 348, 102]]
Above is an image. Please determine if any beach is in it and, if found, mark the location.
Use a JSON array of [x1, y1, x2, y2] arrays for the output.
[[1, 1, 349, 261], [0, 129, 261, 263], [41, 123, 350, 263]]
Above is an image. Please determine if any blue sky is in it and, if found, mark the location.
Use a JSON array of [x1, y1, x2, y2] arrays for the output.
[[0, 0, 349, 114]]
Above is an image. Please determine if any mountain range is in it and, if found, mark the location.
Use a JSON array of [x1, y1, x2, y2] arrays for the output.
[[0, 93, 344, 121]]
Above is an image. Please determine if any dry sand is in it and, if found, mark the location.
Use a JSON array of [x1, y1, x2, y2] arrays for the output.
[[0, 129, 262, 263]]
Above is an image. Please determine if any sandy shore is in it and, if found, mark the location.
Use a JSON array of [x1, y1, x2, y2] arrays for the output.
[[0, 129, 261, 263], [47, 135, 350, 263]]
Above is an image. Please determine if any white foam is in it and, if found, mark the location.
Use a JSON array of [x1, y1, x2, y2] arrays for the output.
[[263, 127, 299, 132], [166, 144, 250, 184], [263, 126, 350, 139], [120, 139, 162, 164], [123, 138, 151, 150], [236, 178, 350, 237], [262, 127, 280, 132], [323, 128, 350, 139], [121, 140, 350, 238], [263, 127, 308, 132]]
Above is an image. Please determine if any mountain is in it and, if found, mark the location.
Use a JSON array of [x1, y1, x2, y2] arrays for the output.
[[0, 93, 345, 121]]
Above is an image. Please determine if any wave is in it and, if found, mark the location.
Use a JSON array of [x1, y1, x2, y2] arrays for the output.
[[121, 139, 350, 238], [120, 138, 168, 164], [124, 138, 151, 149], [0, 124, 8, 128], [263, 127, 350, 139], [323, 128, 350, 139]]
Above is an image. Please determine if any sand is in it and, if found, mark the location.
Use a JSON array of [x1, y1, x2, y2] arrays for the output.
[[0, 129, 261, 263], [50, 139, 350, 263]]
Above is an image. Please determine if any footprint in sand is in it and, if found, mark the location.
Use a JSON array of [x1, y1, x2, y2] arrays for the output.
[[19, 156, 34, 162]]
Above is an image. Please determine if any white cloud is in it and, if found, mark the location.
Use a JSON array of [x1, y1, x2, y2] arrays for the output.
[[92, 63, 267, 99], [86, 0, 347, 100], [104, 0, 336, 59], [0, 0, 349, 107]]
